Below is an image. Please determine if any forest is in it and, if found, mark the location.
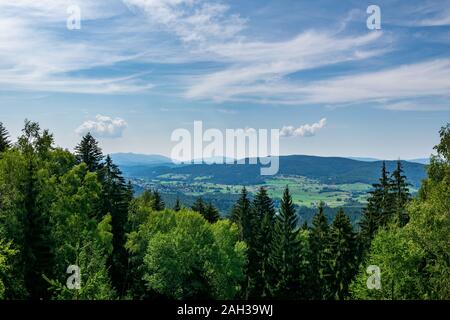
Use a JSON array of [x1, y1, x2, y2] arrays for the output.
[[0, 120, 448, 300]]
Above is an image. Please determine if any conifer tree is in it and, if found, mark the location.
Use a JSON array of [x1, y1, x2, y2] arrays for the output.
[[204, 202, 220, 223], [17, 120, 55, 299], [192, 197, 206, 216], [329, 208, 357, 299], [390, 160, 411, 227], [99, 155, 132, 295], [230, 187, 258, 299], [0, 122, 11, 153], [270, 186, 300, 299], [359, 161, 394, 249], [309, 203, 332, 299], [253, 187, 276, 298], [173, 197, 182, 211], [74, 133, 104, 172], [151, 190, 165, 211]]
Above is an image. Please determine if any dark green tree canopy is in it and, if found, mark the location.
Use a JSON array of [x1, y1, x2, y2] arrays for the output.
[[75, 132, 104, 172]]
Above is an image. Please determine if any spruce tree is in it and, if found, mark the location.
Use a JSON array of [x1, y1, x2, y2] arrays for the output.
[[17, 120, 55, 299], [359, 162, 395, 251], [74, 132, 104, 172], [390, 160, 411, 227], [204, 202, 220, 223], [309, 203, 332, 299], [152, 190, 165, 211], [99, 155, 132, 295], [270, 186, 300, 299], [192, 197, 206, 216], [329, 208, 357, 300], [0, 122, 11, 153], [231, 187, 258, 299], [173, 197, 182, 211], [253, 187, 276, 298]]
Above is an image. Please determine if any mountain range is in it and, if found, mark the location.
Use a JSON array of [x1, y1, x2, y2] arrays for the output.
[[112, 153, 428, 188]]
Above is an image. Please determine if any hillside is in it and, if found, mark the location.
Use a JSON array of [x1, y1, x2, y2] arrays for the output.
[[119, 155, 427, 188]]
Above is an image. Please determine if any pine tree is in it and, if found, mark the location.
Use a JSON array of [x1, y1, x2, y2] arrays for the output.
[[74, 133, 104, 172], [152, 190, 165, 211], [204, 202, 220, 223], [309, 203, 332, 299], [252, 187, 276, 298], [329, 208, 357, 300], [17, 120, 55, 299], [191, 197, 206, 216], [231, 187, 258, 299], [0, 122, 11, 153], [270, 186, 300, 299], [173, 197, 182, 211], [390, 160, 411, 227], [359, 162, 395, 253], [99, 155, 132, 295]]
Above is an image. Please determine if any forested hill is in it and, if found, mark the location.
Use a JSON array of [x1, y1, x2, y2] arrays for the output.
[[119, 155, 427, 187]]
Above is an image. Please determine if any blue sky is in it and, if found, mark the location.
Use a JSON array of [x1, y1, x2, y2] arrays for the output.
[[0, 0, 449, 159]]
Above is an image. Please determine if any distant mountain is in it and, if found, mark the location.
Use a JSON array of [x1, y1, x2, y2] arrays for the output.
[[118, 154, 427, 188], [408, 158, 430, 165], [346, 157, 380, 162], [110, 153, 173, 167]]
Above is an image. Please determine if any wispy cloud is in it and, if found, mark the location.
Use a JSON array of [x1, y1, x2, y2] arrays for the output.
[[280, 118, 327, 138], [184, 31, 385, 101], [76, 115, 128, 138]]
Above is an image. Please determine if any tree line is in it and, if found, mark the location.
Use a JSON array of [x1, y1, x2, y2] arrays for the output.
[[0, 121, 448, 300]]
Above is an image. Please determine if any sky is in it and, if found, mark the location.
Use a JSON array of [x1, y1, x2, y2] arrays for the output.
[[0, 0, 449, 160]]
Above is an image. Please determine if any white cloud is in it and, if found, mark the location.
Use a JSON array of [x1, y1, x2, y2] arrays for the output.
[[123, 0, 246, 43], [281, 118, 327, 138], [185, 31, 385, 101], [206, 58, 450, 107], [76, 115, 128, 138]]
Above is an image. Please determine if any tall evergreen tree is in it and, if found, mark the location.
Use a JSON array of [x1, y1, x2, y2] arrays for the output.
[[359, 162, 394, 249], [390, 160, 411, 227], [74, 133, 104, 172], [191, 197, 206, 216], [204, 202, 220, 223], [269, 186, 300, 299], [151, 190, 165, 211], [329, 209, 357, 300], [99, 155, 132, 295], [173, 197, 182, 212], [230, 187, 258, 299], [309, 203, 332, 299], [0, 122, 11, 153], [17, 120, 55, 299], [252, 187, 276, 298]]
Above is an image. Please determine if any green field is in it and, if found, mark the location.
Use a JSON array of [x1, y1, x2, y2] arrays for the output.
[[143, 174, 373, 209]]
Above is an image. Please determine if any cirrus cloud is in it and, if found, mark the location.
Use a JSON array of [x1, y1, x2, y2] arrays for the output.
[[76, 115, 128, 138]]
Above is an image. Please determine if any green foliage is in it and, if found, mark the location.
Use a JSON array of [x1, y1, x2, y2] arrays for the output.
[[309, 203, 332, 299], [0, 122, 11, 153], [204, 202, 220, 223], [0, 240, 17, 299], [270, 186, 300, 299], [138, 210, 246, 299], [352, 123, 450, 300], [253, 187, 276, 298], [329, 209, 357, 299], [75, 133, 104, 172]]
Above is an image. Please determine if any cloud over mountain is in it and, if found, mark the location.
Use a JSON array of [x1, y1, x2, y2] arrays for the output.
[[280, 118, 327, 138], [76, 115, 128, 138]]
